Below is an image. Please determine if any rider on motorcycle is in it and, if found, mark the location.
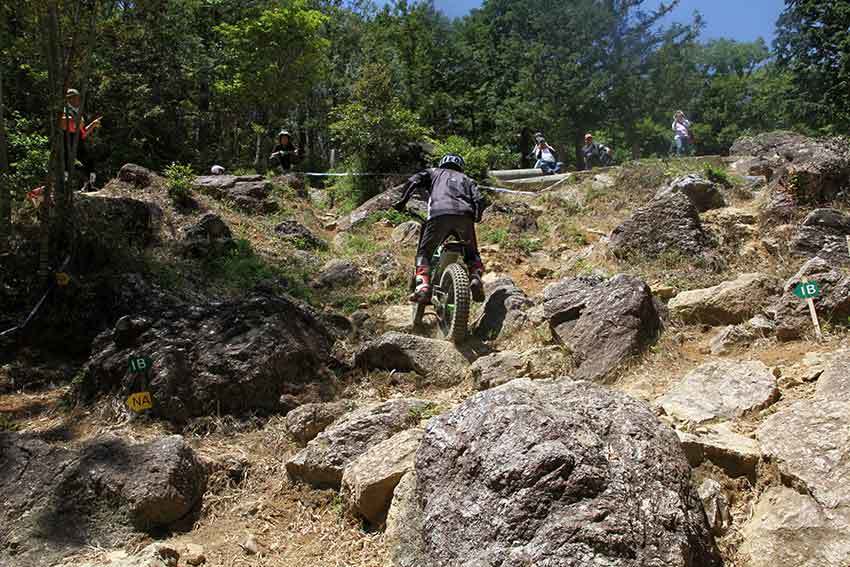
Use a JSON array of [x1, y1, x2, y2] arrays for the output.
[[393, 154, 488, 304]]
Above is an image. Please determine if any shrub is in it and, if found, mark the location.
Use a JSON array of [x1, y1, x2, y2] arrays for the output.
[[703, 163, 732, 187], [430, 135, 514, 180], [164, 162, 195, 207]]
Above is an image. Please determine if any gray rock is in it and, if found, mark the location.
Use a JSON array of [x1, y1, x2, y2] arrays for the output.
[[230, 180, 271, 200], [676, 422, 761, 479], [473, 276, 534, 341], [413, 379, 722, 567], [609, 191, 715, 259], [232, 194, 278, 214], [709, 324, 757, 355], [0, 434, 206, 567], [758, 400, 850, 509], [181, 213, 235, 258], [385, 473, 425, 567], [790, 208, 850, 264], [275, 219, 327, 250], [392, 221, 421, 245], [698, 479, 731, 535], [741, 486, 850, 567], [669, 273, 780, 326], [66, 543, 181, 567], [341, 428, 423, 524], [286, 398, 431, 489], [544, 274, 662, 382], [314, 259, 361, 288], [286, 400, 352, 446], [354, 332, 471, 387], [659, 360, 778, 423], [337, 184, 426, 232], [767, 257, 850, 341], [193, 174, 262, 197], [117, 163, 154, 187], [80, 294, 338, 424], [471, 347, 572, 390], [815, 350, 850, 402], [656, 174, 726, 212]]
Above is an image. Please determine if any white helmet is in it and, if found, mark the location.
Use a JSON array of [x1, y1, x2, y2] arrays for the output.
[[438, 154, 465, 172]]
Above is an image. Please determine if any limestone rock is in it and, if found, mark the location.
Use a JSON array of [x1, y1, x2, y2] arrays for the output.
[[758, 400, 850, 509], [659, 360, 778, 423], [413, 379, 722, 566], [698, 479, 731, 535], [767, 257, 850, 341], [117, 163, 154, 187], [80, 294, 338, 424], [543, 274, 662, 382], [676, 422, 760, 479], [0, 434, 206, 567], [385, 473, 425, 567], [354, 332, 470, 387], [471, 347, 572, 390], [275, 219, 327, 250], [286, 400, 352, 446], [473, 276, 533, 341], [286, 398, 431, 488], [609, 191, 715, 259], [341, 428, 424, 524], [815, 350, 850, 402], [669, 273, 780, 326], [790, 208, 850, 264], [314, 259, 362, 288], [392, 221, 420, 245], [741, 487, 850, 567], [656, 174, 726, 212]]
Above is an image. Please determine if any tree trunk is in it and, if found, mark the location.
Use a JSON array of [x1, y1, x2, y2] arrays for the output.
[[0, 67, 10, 249]]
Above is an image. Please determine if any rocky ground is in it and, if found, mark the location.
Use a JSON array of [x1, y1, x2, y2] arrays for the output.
[[2, 131, 850, 566]]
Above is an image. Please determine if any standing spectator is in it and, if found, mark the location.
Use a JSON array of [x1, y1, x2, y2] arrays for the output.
[[59, 88, 101, 191], [530, 138, 562, 174], [581, 133, 613, 170], [672, 111, 693, 156], [269, 130, 300, 173]]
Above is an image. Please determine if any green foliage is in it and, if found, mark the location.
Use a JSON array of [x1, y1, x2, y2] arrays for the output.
[[5, 111, 49, 199], [509, 237, 543, 255], [164, 162, 195, 207], [339, 232, 378, 256], [430, 135, 514, 180], [479, 225, 507, 245], [330, 62, 430, 202], [703, 163, 732, 187]]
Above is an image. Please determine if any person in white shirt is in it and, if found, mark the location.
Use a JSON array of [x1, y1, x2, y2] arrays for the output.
[[672, 111, 693, 156], [530, 139, 562, 174]]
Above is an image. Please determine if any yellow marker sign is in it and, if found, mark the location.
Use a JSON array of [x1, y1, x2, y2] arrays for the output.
[[55, 272, 70, 286], [127, 391, 153, 412]]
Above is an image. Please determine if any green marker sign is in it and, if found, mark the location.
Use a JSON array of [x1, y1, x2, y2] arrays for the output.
[[793, 281, 821, 300], [128, 355, 153, 374]]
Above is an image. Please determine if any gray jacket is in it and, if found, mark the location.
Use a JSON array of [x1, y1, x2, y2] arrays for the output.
[[398, 167, 487, 221]]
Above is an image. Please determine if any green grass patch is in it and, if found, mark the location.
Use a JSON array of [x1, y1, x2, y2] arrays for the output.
[[479, 225, 508, 245]]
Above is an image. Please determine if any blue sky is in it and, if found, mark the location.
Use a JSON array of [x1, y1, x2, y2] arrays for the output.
[[424, 0, 787, 43]]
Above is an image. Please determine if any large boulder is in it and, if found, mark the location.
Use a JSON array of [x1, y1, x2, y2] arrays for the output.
[[789, 208, 850, 264], [656, 174, 726, 212], [668, 273, 780, 325], [543, 274, 662, 382], [0, 433, 206, 567], [766, 257, 850, 341], [314, 259, 362, 288], [385, 472, 425, 567], [354, 332, 471, 387], [341, 428, 423, 525], [730, 132, 850, 221], [75, 194, 160, 267], [79, 294, 338, 424], [117, 163, 154, 187], [275, 219, 327, 250], [407, 379, 722, 566], [473, 276, 534, 341], [658, 360, 778, 423], [192, 174, 263, 197], [180, 213, 235, 258], [286, 398, 431, 489], [741, 486, 850, 567], [337, 184, 426, 232], [609, 192, 715, 259], [676, 422, 761, 480]]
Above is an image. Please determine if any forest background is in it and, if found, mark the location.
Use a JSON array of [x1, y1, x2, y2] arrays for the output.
[[1, 0, 848, 213]]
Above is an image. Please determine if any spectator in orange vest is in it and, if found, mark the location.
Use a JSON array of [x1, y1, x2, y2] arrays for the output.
[[59, 88, 101, 191]]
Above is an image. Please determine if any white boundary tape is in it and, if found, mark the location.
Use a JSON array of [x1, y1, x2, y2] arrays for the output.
[[287, 171, 539, 196]]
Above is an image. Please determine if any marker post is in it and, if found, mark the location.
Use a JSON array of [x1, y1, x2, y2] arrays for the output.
[[793, 279, 822, 341]]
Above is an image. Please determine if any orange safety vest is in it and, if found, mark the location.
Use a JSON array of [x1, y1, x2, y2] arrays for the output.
[[59, 105, 89, 140]]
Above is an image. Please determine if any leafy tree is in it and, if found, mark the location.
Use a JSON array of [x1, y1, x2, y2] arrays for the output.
[[775, 0, 850, 133]]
